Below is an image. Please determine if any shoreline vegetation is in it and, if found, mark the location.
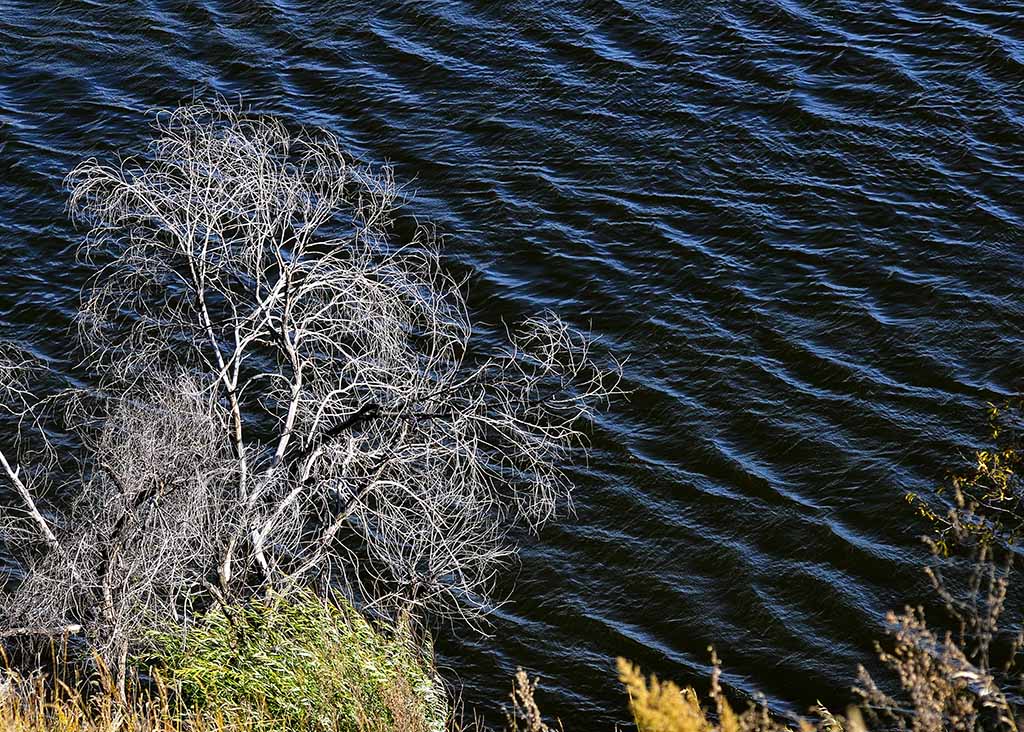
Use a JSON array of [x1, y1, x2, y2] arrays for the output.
[[2, 590, 446, 732], [2, 103, 1022, 731]]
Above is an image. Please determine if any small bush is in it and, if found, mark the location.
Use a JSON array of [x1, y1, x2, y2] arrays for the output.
[[906, 399, 1024, 553]]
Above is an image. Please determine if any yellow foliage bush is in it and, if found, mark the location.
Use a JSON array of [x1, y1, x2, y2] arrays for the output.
[[506, 655, 868, 732], [906, 399, 1024, 553], [617, 656, 823, 732]]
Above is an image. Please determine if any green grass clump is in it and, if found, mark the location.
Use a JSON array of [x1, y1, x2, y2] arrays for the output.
[[142, 589, 447, 732]]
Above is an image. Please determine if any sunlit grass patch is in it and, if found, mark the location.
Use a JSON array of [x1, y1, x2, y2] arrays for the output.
[[1, 589, 446, 732], [143, 588, 447, 732]]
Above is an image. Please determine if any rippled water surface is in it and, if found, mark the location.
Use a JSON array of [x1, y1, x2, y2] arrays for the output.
[[3, 0, 1024, 726]]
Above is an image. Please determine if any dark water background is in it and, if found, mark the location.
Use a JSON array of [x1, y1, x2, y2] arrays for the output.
[[3, 0, 1024, 727]]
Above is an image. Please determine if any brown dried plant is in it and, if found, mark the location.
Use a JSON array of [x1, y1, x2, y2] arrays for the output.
[[856, 510, 1024, 732], [505, 669, 559, 732]]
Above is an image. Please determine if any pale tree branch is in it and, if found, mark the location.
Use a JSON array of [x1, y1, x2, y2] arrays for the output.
[[0, 447, 59, 552]]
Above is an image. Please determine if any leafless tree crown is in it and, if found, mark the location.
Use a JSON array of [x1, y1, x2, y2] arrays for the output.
[[0, 102, 621, 669]]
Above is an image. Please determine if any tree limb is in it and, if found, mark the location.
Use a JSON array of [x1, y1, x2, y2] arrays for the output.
[[0, 446, 60, 552]]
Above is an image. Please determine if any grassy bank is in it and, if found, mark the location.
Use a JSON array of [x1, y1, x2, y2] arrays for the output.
[[2, 590, 446, 732]]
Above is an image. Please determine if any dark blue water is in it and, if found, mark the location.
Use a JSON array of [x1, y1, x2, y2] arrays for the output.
[[3, 0, 1024, 727]]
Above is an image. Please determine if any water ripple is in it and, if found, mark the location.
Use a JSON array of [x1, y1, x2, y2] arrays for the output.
[[2, 0, 1024, 726]]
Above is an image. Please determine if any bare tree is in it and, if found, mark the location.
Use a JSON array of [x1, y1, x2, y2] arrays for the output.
[[0, 102, 621, 676]]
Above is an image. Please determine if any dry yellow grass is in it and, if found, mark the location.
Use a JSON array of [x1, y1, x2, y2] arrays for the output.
[[0, 671, 437, 732], [0, 667, 251, 732]]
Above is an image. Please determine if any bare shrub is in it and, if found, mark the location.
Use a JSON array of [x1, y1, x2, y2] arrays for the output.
[[856, 513, 1024, 732], [0, 101, 621, 679]]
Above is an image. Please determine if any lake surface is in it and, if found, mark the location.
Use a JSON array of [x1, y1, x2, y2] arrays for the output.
[[3, 0, 1024, 726]]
